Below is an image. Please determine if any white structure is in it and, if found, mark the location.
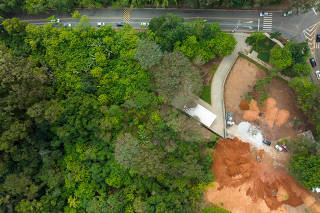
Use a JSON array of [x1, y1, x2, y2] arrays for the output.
[[184, 104, 216, 127], [312, 188, 320, 193]]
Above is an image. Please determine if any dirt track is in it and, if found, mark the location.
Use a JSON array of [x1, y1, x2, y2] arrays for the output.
[[205, 138, 320, 213]]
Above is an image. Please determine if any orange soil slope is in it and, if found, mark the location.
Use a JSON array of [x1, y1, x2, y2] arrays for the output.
[[206, 138, 320, 212]]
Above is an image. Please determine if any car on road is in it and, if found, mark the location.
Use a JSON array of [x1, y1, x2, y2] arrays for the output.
[[274, 144, 283, 152], [310, 58, 317, 67], [260, 12, 269, 16], [64, 23, 72, 27], [262, 139, 271, 146], [140, 22, 149, 27], [316, 34, 320, 42], [50, 18, 60, 24], [97, 22, 105, 27], [116, 22, 124, 27], [316, 70, 320, 80], [283, 11, 293, 16]]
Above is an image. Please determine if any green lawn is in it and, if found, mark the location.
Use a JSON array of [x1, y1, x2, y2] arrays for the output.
[[252, 37, 276, 63], [200, 85, 211, 104]]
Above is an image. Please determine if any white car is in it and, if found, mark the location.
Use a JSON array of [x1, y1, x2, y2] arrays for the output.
[[283, 11, 293, 16], [316, 70, 320, 80], [260, 12, 269, 17], [140, 22, 149, 26], [50, 18, 60, 24], [275, 145, 283, 152], [97, 22, 105, 27]]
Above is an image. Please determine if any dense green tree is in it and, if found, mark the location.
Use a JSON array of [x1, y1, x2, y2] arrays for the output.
[[135, 39, 163, 69], [292, 62, 311, 76], [289, 41, 310, 64], [151, 51, 202, 105], [288, 0, 320, 13], [148, 16, 236, 63], [270, 45, 293, 70], [0, 15, 222, 212], [288, 153, 320, 189]]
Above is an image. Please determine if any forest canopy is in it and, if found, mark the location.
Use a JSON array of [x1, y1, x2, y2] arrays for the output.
[[0, 15, 234, 212]]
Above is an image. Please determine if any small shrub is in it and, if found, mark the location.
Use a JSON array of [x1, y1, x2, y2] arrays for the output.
[[270, 31, 281, 39], [72, 10, 80, 19]]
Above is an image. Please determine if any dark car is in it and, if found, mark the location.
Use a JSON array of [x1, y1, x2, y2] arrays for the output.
[[310, 58, 317, 67], [317, 34, 320, 42], [262, 139, 271, 146], [116, 22, 124, 27]]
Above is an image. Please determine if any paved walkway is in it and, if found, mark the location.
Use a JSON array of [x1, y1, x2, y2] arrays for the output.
[[210, 33, 251, 137]]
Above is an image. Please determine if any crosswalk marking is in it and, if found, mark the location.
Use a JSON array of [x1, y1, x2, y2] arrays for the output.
[[303, 23, 319, 57], [123, 8, 130, 24], [303, 23, 317, 42], [262, 12, 272, 31]]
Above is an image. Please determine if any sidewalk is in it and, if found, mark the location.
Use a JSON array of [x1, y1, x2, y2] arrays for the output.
[[210, 33, 250, 137]]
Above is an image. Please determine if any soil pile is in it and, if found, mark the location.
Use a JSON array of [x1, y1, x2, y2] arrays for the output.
[[206, 138, 320, 213], [242, 97, 290, 128]]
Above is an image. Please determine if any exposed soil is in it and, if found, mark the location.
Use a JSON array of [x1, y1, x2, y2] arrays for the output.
[[205, 138, 320, 213], [224, 57, 267, 123], [224, 58, 308, 141]]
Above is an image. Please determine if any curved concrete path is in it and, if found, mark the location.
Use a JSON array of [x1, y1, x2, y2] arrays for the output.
[[210, 33, 250, 137]]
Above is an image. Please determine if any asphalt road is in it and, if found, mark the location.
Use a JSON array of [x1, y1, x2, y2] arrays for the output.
[[20, 8, 319, 41]]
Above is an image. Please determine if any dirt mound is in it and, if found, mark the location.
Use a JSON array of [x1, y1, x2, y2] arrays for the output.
[[242, 97, 290, 128], [243, 110, 259, 121], [276, 110, 290, 127], [239, 99, 249, 110], [206, 138, 320, 212]]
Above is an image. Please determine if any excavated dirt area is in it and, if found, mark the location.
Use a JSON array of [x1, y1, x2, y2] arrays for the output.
[[205, 138, 320, 213], [224, 58, 307, 141]]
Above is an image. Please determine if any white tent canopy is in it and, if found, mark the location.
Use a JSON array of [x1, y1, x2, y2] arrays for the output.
[[184, 104, 216, 127]]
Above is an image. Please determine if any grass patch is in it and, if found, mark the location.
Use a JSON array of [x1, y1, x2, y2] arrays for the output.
[[257, 51, 270, 63], [200, 85, 211, 104], [250, 37, 276, 63]]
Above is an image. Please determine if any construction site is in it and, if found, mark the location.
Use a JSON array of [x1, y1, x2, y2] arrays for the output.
[[204, 57, 320, 212], [205, 138, 320, 212]]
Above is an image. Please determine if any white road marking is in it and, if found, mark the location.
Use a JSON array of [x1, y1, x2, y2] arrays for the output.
[[313, 7, 318, 16], [262, 12, 272, 31]]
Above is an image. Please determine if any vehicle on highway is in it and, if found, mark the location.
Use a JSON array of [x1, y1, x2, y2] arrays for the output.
[[316, 70, 320, 80], [50, 18, 60, 24], [283, 11, 293, 16], [64, 23, 72, 27], [116, 22, 124, 27], [97, 22, 105, 27], [274, 144, 283, 152], [310, 58, 317, 67], [140, 22, 149, 26], [262, 139, 271, 146], [260, 12, 269, 16], [316, 34, 320, 42]]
